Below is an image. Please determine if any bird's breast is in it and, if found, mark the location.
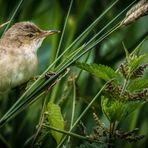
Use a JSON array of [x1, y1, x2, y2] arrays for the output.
[[10, 48, 38, 88]]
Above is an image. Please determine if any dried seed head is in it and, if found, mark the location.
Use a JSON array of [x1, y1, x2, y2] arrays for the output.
[[105, 80, 148, 101], [120, 0, 148, 26], [119, 63, 128, 79], [116, 128, 145, 142], [131, 63, 148, 79], [93, 113, 103, 129], [131, 89, 148, 101], [93, 113, 109, 134], [122, 89, 148, 101], [105, 81, 122, 97]]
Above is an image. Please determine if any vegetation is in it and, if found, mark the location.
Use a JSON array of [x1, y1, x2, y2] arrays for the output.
[[0, 0, 148, 147]]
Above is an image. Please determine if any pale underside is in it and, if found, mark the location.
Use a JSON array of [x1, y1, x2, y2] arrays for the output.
[[0, 46, 38, 93]]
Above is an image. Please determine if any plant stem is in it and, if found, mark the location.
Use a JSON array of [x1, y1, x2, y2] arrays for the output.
[[108, 122, 116, 148], [3, 0, 24, 34], [68, 79, 76, 143], [121, 79, 128, 95], [0, 21, 10, 29], [31, 91, 48, 146], [43, 124, 104, 144], [0, 134, 12, 148], [54, 0, 74, 61], [57, 83, 107, 147]]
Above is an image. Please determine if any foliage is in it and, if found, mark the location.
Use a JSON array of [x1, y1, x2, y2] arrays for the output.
[[101, 96, 125, 122], [0, 0, 148, 148], [76, 62, 118, 81], [77, 41, 148, 146], [46, 102, 64, 144]]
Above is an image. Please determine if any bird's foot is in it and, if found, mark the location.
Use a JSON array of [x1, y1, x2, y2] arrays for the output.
[[29, 71, 56, 81], [45, 71, 56, 79]]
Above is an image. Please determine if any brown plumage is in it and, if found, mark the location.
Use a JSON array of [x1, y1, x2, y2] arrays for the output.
[[0, 22, 59, 94]]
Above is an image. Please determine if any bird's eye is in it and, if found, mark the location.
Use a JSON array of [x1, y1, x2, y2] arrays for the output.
[[28, 33, 34, 38]]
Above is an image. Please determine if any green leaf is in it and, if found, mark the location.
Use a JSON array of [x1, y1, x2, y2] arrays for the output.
[[76, 62, 118, 81], [129, 54, 148, 73], [101, 96, 125, 122], [123, 102, 143, 118], [127, 79, 148, 92], [47, 102, 64, 144], [122, 42, 129, 59]]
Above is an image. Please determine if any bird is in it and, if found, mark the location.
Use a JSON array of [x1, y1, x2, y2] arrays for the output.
[[0, 21, 60, 94]]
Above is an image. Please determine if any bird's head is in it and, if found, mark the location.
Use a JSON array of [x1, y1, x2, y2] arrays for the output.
[[1, 22, 60, 50]]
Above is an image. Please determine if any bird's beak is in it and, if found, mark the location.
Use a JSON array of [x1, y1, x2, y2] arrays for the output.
[[40, 30, 60, 38]]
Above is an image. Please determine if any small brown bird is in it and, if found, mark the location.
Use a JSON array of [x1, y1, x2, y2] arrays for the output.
[[0, 22, 59, 94]]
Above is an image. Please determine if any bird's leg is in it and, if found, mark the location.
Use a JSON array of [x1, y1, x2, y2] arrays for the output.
[[25, 71, 56, 90], [32, 75, 40, 80], [30, 71, 56, 80], [45, 71, 56, 79]]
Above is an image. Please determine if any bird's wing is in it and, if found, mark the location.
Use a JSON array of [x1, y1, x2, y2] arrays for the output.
[[0, 47, 7, 58], [0, 47, 10, 93]]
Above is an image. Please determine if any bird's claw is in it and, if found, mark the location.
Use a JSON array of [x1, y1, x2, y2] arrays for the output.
[[45, 71, 56, 79]]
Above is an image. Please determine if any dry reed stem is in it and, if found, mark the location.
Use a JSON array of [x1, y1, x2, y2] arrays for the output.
[[0, 21, 10, 29]]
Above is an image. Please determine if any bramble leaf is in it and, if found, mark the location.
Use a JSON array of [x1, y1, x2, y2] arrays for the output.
[[76, 62, 118, 81], [101, 96, 125, 122], [123, 102, 144, 118], [127, 78, 148, 92], [129, 54, 148, 73], [47, 102, 64, 144]]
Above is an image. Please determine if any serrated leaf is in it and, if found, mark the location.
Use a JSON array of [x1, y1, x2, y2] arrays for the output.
[[129, 54, 148, 73], [123, 102, 144, 118], [76, 62, 118, 81], [47, 102, 64, 144], [127, 79, 148, 92], [101, 96, 125, 122]]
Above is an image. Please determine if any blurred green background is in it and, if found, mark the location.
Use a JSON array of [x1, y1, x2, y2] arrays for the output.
[[0, 0, 148, 147]]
